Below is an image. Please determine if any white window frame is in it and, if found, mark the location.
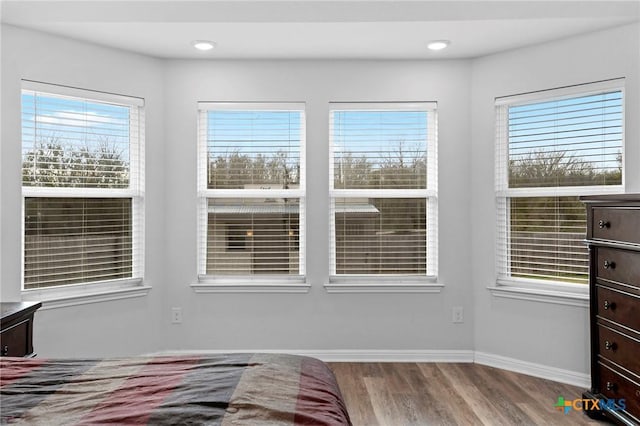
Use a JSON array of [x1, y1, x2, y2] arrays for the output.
[[492, 79, 625, 305], [20, 81, 148, 307], [326, 102, 441, 293], [194, 102, 309, 293]]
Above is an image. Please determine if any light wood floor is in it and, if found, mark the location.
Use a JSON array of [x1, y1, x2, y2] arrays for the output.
[[329, 362, 609, 426]]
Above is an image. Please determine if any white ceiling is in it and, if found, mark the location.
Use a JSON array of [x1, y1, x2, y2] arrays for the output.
[[1, 0, 639, 60]]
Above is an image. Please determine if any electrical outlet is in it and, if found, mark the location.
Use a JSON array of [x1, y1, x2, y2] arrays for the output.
[[171, 307, 182, 324], [452, 306, 464, 323]]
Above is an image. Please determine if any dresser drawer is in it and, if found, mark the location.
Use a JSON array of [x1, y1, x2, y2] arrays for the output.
[[596, 247, 640, 289], [598, 325, 640, 374], [592, 207, 640, 245], [596, 286, 640, 331], [597, 363, 640, 418], [0, 319, 31, 357]]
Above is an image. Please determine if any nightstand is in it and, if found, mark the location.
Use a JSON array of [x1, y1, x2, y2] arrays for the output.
[[0, 301, 42, 357]]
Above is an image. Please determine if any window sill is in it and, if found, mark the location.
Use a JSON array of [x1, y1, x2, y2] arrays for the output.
[[488, 279, 588, 308], [192, 277, 310, 293], [325, 277, 443, 293], [21, 279, 151, 310]]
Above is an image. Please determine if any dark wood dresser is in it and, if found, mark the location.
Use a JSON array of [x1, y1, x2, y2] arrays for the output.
[[581, 194, 640, 425], [0, 301, 42, 357]]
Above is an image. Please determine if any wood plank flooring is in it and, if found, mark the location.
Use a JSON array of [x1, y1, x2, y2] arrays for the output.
[[329, 362, 608, 426]]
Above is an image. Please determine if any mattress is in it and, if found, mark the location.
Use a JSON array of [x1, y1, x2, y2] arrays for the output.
[[0, 353, 351, 425]]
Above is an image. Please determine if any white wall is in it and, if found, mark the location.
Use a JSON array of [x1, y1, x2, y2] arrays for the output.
[[0, 25, 166, 356], [471, 23, 640, 373], [1, 25, 475, 357], [163, 59, 475, 352], [1, 21, 638, 376]]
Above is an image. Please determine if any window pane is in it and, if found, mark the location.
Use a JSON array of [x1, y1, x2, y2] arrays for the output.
[[509, 196, 588, 284], [24, 197, 132, 289], [207, 198, 300, 275], [22, 92, 131, 188], [332, 110, 427, 189], [207, 110, 301, 189], [334, 198, 426, 275], [508, 91, 622, 188]]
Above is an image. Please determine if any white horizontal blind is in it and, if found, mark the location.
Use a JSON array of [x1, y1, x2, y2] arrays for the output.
[[496, 81, 624, 286], [24, 198, 133, 287], [329, 103, 437, 277], [333, 197, 427, 274], [507, 91, 623, 188], [21, 83, 144, 290], [198, 103, 305, 277], [204, 106, 302, 189], [206, 198, 302, 275], [332, 106, 431, 190], [506, 196, 588, 284], [22, 88, 139, 190]]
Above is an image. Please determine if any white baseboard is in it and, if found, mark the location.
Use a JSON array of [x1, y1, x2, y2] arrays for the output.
[[151, 348, 589, 387], [474, 351, 590, 388], [151, 349, 475, 363], [297, 349, 475, 363]]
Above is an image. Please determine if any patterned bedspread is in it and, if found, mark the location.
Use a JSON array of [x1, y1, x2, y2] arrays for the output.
[[0, 353, 351, 425]]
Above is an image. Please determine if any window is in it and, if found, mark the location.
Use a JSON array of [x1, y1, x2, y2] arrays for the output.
[[496, 80, 624, 288], [21, 81, 144, 290], [329, 102, 438, 280], [197, 103, 305, 280]]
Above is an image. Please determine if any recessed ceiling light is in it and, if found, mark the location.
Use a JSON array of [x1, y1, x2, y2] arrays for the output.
[[192, 40, 216, 51], [427, 40, 450, 51]]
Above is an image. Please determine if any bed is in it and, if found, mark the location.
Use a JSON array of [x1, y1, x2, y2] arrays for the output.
[[0, 353, 351, 425]]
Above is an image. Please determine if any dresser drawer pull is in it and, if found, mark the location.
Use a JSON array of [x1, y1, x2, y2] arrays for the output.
[[606, 381, 616, 392], [603, 300, 616, 310], [603, 260, 616, 269], [598, 220, 610, 229], [604, 340, 616, 351], [1, 345, 7, 356]]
